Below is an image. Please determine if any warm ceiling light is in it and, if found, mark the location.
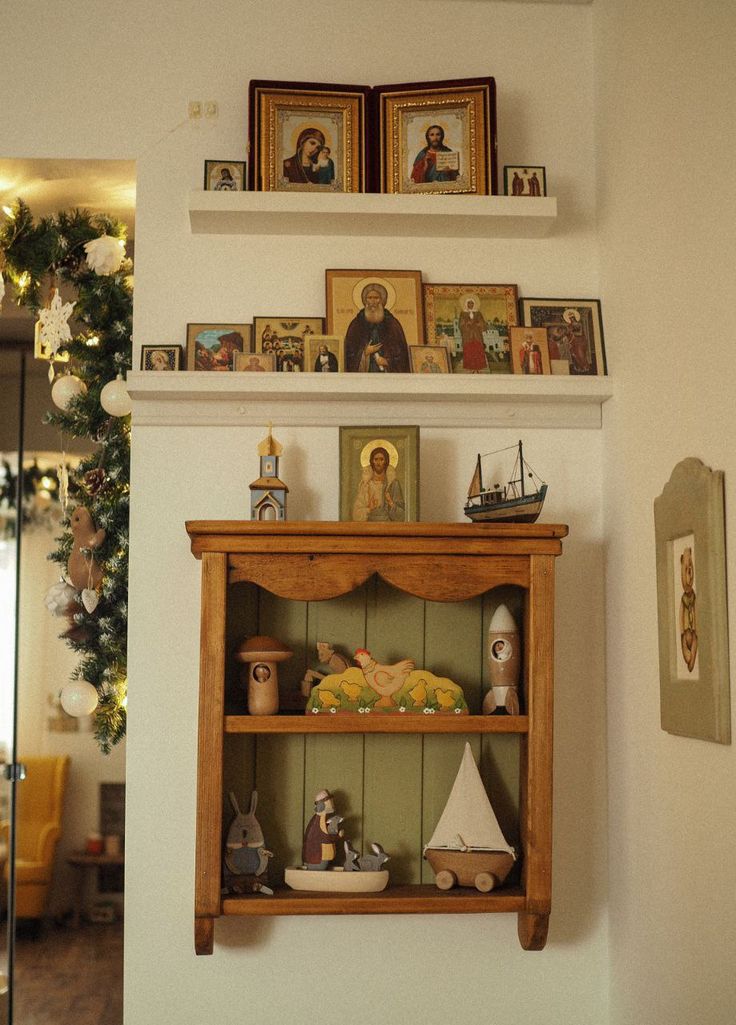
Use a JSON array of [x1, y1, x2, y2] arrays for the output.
[[2, 205, 15, 218]]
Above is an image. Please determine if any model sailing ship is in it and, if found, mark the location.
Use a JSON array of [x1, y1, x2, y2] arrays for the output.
[[424, 743, 516, 892], [464, 440, 547, 523]]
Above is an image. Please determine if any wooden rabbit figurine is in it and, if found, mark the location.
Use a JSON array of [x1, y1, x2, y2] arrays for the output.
[[223, 790, 273, 895]]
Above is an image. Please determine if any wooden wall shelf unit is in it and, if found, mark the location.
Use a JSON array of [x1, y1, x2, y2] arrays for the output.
[[187, 520, 567, 956], [188, 190, 557, 238]]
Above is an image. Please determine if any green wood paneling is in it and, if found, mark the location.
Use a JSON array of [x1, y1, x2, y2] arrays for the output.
[[225, 581, 260, 713], [363, 578, 425, 883], [222, 734, 255, 845], [258, 591, 308, 700], [255, 735, 305, 882]]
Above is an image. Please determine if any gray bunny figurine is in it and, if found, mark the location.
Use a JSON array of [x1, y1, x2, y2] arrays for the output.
[[223, 790, 274, 894]]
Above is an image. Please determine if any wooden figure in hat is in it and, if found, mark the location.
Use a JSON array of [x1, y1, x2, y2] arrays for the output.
[[223, 790, 274, 895], [300, 640, 351, 697], [483, 603, 521, 715], [302, 789, 344, 870], [250, 423, 288, 521]]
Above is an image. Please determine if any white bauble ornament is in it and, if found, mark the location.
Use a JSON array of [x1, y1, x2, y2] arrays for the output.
[[51, 372, 87, 410], [44, 580, 77, 616], [84, 234, 125, 276], [100, 373, 132, 417], [60, 680, 99, 717]]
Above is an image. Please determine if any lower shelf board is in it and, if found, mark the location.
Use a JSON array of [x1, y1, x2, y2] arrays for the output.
[[221, 884, 525, 916]]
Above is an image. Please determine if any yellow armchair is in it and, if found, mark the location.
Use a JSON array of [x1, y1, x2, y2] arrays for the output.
[[1, 756, 70, 920]]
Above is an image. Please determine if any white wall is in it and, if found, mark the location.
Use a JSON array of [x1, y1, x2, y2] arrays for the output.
[[594, 2, 736, 1023], [2, 2, 610, 1023]]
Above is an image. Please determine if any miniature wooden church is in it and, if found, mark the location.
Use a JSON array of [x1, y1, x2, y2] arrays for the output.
[[250, 425, 288, 521]]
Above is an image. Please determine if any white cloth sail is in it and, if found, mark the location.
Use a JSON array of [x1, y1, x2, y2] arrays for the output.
[[425, 743, 515, 856]]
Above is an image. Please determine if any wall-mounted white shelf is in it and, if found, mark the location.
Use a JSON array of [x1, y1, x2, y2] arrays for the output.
[[187, 191, 557, 239], [127, 371, 611, 429]]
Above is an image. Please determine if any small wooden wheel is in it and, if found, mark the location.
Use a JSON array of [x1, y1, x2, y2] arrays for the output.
[[435, 870, 456, 890], [474, 872, 497, 892]]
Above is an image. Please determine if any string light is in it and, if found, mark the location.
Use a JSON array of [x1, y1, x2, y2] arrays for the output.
[[86, 335, 100, 347], [2, 205, 15, 219], [16, 271, 30, 290]]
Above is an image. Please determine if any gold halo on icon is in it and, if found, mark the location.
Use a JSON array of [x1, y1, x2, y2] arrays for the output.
[[562, 307, 581, 324], [460, 292, 481, 312], [288, 121, 333, 153], [351, 276, 397, 312], [360, 439, 399, 469]]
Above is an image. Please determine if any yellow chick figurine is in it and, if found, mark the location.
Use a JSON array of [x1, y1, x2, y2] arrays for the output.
[[318, 690, 341, 708]]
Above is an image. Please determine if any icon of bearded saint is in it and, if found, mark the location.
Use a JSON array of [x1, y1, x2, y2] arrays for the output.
[[344, 283, 410, 373]]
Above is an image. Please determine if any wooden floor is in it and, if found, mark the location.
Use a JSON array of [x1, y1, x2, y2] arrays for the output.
[[4, 920, 123, 1025]]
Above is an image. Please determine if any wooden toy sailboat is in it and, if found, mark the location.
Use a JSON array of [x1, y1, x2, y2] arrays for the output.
[[424, 743, 516, 892], [464, 440, 547, 524]]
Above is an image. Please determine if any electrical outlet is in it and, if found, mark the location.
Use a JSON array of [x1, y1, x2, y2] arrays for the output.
[[188, 100, 202, 120], [204, 100, 218, 119]]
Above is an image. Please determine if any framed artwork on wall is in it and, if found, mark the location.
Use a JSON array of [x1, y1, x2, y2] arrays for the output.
[[204, 160, 246, 191], [248, 80, 370, 192], [409, 344, 450, 374], [503, 165, 546, 196], [423, 283, 518, 375], [326, 269, 424, 373], [339, 425, 420, 523], [305, 335, 344, 373], [233, 352, 276, 372], [654, 457, 731, 744], [254, 317, 325, 372], [520, 298, 607, 376], [186, 324, 252, 371], [509, 327, 551, 375], [373, 77, 497, 195], [140, 344, 183, 371]]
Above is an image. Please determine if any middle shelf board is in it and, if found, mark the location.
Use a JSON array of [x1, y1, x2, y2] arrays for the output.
[[222, 884, 526, 916], [224, 714, 528, 734]]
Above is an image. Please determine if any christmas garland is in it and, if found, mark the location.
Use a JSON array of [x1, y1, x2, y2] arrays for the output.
[[1, 199, 132, 752]]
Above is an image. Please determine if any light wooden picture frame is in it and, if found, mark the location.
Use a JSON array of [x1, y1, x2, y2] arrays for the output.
[[305, 335, 344, 373], [254, 317, 325, 372], [409, 344, 450, 374], [186, 324, 252, 371], [654, 457, 731, 743], [339, 425, 420, 523]]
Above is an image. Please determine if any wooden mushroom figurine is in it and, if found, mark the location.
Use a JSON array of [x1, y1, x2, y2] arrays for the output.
[[235, 635, 293, 715]]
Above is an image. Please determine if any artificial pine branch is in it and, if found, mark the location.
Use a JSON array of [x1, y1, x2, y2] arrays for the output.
[[1, 202, 131, 751]]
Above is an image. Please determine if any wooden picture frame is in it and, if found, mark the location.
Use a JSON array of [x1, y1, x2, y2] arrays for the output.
[[654, 458, 731, 744], [140, 344, 183, 371], [520, 298, 607, 376], [186, 324, 252, 371], [409, 344, 450, 374], [373, 77, 497, 195], [509, 327, 551, 375], [253, 317, 325, 372], [503, 165, 546, 197], [424, 283, 518, 375], [233, 352, 276, 372], [326, 269, 424, 373], [305, 335, 344, 373], [248, 80, 370, 192], [204, 160, 246, 191], [339, 425, 420, 523]]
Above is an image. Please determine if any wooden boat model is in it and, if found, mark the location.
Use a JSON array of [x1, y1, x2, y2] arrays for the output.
[[424, 743, 515, 892], [464, 440, 547, 524]]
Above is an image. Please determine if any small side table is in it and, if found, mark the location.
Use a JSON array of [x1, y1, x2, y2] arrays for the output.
[[66, 851, 125, 927]]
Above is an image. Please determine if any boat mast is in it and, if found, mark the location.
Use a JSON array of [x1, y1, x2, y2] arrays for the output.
[[518, 440, 525, 497]]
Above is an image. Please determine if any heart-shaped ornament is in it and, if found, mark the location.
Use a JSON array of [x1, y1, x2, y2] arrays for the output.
[[81, 588, 99, 613]]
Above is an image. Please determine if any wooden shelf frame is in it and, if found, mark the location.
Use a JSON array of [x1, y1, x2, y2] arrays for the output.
[[188, 520, 566, 956], [225, 714, 528, 734]]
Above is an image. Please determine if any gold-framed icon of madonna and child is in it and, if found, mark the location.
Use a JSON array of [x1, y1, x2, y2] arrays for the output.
[[249, 80, 370, 192]]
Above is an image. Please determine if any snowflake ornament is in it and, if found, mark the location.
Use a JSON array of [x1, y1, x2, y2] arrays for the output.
[[38, 289, 74, 357], [84, 234, 125, 276]]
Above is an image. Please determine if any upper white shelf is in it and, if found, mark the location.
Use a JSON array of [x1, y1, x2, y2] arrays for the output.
[[187, 190, 557, 239], [127, 371, 611, 430]]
